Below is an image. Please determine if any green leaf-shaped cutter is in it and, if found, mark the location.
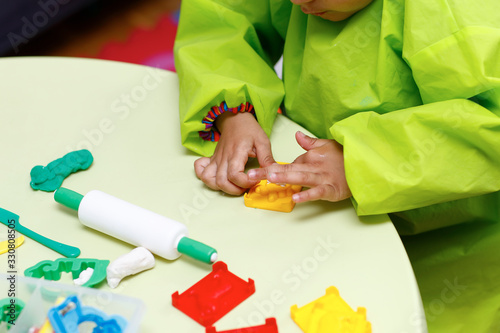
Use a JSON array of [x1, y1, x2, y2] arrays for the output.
[[24, 258, 110, 288]]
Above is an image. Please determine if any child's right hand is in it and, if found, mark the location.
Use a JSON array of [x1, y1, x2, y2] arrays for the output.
[[194, 112, 275, 195]]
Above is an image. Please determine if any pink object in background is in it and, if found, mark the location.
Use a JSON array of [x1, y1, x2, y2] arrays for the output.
[[87, 12, 178, 72]]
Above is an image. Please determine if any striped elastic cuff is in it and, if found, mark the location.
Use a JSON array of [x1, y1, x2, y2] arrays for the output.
[[199, 101, 255, 141]]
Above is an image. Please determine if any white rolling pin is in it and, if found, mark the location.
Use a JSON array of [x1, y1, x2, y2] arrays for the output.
[[54, 187, 217, 264]]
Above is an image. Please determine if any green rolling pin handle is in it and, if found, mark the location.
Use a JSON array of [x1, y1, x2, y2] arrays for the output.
[[0, 208, 80, 258], [177, 237, 218, 264]]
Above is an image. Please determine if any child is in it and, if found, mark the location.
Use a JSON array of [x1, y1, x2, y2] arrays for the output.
[[174, 0, 500, 331]]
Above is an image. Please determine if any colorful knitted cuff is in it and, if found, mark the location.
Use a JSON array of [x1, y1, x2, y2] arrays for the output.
[[199, 101, 255, 141]]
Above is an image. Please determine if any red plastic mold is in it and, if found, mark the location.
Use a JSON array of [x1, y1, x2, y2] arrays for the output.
[[172, 261, 255, 327], [206, 318, 279, 333]]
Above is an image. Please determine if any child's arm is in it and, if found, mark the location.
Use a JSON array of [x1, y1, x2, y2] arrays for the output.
[[332, 99, 500, 217], [325, 1, 500, 219], [174, 0, 290, 157], [248, 131, 352, 203]]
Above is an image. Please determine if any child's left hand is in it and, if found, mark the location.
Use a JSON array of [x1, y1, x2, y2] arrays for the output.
[[248, 131, 352, 203]]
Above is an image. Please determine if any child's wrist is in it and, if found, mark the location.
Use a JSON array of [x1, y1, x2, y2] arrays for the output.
[[199, 101, 255, 141], [215, 111, 256, 134]]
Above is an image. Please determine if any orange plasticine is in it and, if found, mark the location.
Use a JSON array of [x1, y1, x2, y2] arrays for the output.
[[244, 179, 302, 213]]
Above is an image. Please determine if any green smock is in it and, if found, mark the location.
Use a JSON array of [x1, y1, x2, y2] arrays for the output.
[[174, 0, 500, 331]]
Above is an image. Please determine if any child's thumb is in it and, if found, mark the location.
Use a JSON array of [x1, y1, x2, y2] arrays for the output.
[[295, 131, 321, 151]]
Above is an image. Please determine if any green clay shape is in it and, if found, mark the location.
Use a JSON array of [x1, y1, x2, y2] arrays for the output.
[[0, 297, 25, 328], [30, 149, 93, 192], [24, 258, 110, 288]]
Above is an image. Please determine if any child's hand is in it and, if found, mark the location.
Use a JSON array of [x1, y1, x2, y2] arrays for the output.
[[194, 112, 275, 195], [248, 131, 351, 203]]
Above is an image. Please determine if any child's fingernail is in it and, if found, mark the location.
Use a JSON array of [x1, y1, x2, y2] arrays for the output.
[[248, 170, 257, 179], [292, 193, 300, 202]]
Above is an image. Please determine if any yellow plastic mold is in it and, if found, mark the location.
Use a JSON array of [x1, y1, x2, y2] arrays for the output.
[[244, 179, 302, 213], [290, 286, 371, 333]]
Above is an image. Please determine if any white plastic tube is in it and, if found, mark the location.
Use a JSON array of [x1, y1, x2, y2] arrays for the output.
[[78, 190, 185, 260]]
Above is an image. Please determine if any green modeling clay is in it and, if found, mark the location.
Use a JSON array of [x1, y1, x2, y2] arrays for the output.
[[30, 149, 93, 192]]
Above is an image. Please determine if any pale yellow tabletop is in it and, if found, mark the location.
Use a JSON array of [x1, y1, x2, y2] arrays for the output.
[[0, 57, 426, 332]]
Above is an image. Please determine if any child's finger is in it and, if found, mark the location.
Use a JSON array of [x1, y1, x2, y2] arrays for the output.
[[248, 163, 304, 182], [215, 161, 247, 195], [228, 174, 259, 191], [292, 184, 342, 203], [266, 170, 319, 187], [255, 142, 275, 167], [227, 152, 259, 189], [247, 168, 268, 181], [198, 163, 219, 191], [295, 131, 327, 151], [194, 157, 211, 179]]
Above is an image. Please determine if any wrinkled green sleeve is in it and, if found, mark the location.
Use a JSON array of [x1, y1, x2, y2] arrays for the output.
[[174, 0, 288, 156], [331, 0, 500, 216]]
